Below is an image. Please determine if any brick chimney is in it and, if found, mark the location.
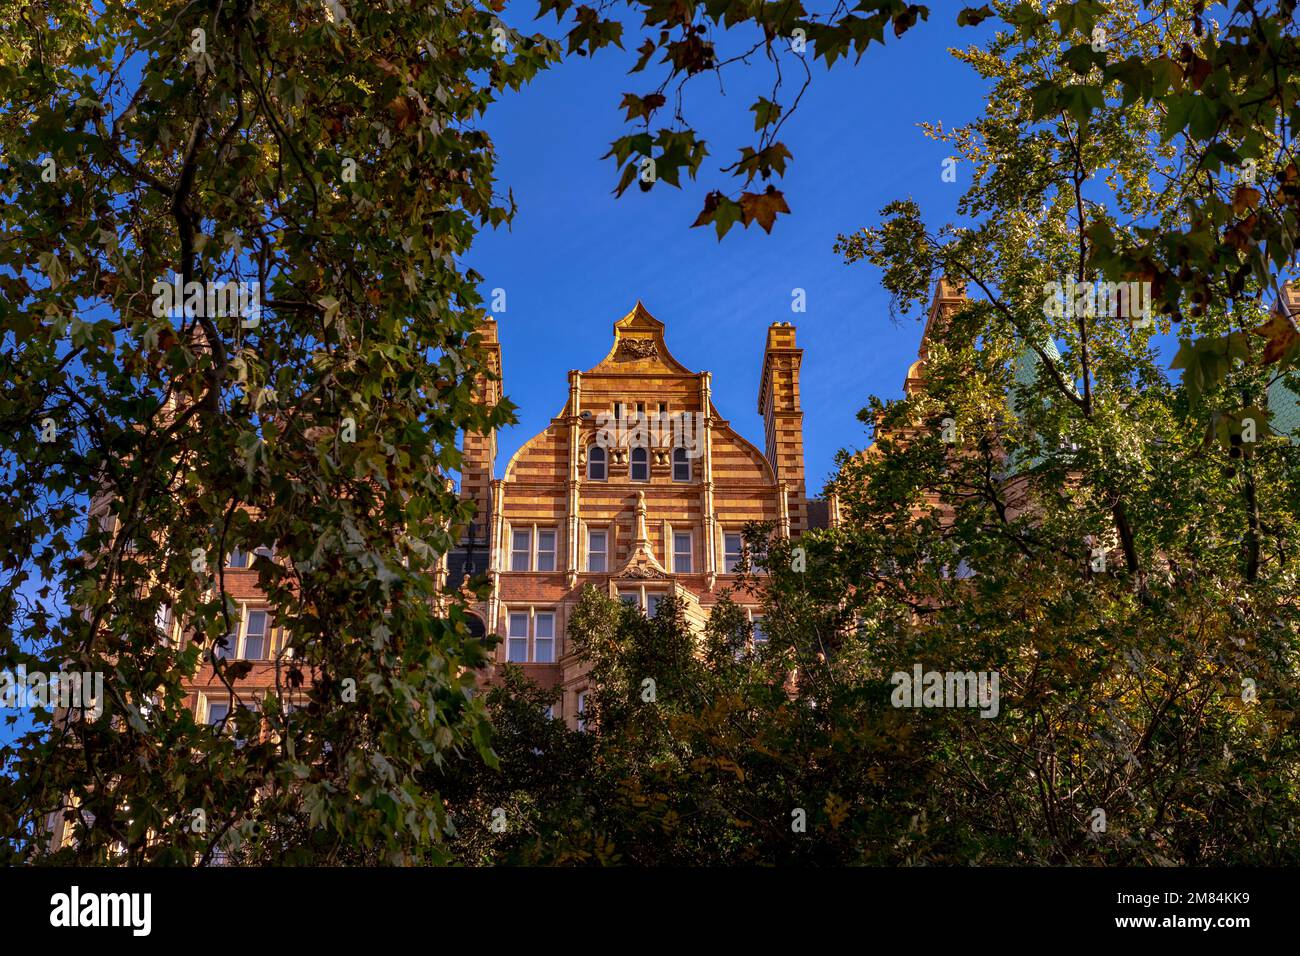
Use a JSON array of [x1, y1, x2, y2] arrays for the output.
[[757, 322, 807, 536]]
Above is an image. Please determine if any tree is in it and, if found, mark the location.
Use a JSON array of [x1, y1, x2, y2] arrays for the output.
[[827, 0, 1300, 862], [0, 0, 555, 864]]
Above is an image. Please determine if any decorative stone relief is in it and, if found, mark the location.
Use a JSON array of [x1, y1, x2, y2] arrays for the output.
[[619, 338, 658, 359]]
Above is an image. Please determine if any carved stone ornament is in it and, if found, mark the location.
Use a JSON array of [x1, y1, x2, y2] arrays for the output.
[[615, 565, 668, 580], [619, 338, 659, 359]]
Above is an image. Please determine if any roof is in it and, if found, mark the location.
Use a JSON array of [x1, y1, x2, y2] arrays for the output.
[[583, 301, 695, 376]]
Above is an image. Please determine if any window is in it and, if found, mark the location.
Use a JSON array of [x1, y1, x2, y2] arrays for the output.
[[231, 703, 259, 747], [576, 691, 589, 732], [588, 530, 607, 572], [724, 534, 744, 573], [630, 446, 649, 481], [752, 616, 767, 646], [636, 401, 645, 417], [253, 544, 275, 561], [536, 530, 557, 572], [614, 402, 625, 421], [507, 609, 557, 663], [507, 612, 529, 662], [673, 532, 693, 573], [206, 701, 229, 727], [155, 604, 172, 635], [511, 529, 531, 571], [657, 402, 667, 415], [215, 608, 271, 660], [215, 619, 238, 660], [672, 447, 691, 482], [619, 586, 664, 615], [534, 612, 554, 663], [587, 445, 607, 481], [227, 548, 248, 569], [242, 610, 268, 660]]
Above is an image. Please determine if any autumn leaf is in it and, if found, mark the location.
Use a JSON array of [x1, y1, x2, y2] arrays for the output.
[[957, 5, 994, 27], [1251, 310, 1300, 366], [619, 92, 666, 122], [749, 96, 782, 131], [691, 190, 744, 239], [739, 185, 791, 233], [825, 792, 849, 829], [631, 38, 657, 73], [1185, 56, 1212, 90], [388, 94, 418, 131], [1232, 185, 1262, 214]]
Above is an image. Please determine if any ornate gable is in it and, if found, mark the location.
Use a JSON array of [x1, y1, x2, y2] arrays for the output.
[[586, 301, 694, 375]]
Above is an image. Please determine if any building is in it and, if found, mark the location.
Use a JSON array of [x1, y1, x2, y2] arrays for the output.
[[449, 303, 817, 727]]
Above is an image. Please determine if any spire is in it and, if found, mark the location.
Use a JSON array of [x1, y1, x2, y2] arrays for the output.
[[918, 277, 967, 363]]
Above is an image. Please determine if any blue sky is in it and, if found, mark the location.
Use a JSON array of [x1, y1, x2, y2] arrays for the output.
[[468, 14, 992, 495]]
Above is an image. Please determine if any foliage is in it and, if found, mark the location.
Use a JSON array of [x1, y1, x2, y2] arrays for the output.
[[0, 0, 556, 864]]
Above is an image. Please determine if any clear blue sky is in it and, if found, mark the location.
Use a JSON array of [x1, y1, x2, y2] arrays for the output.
[[468, 14, 991, 495]]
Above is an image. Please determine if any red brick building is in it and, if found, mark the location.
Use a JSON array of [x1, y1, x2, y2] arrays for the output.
[[448, 303, 816, 726]]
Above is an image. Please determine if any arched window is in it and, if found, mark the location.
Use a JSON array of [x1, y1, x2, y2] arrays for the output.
[[630, 446, 649, 481], [672, 447, 691, 482], [587, 445, 607, 480]]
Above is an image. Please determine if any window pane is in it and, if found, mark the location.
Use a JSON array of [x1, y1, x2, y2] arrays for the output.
[[535, 613, 554, 639], [619, 591, 639, 607], [646, 594, 660, 617], [537, 531, 556, 572], [227, 549, 247, 568], [207, 702, 229, 726], [511, 530, 531, 571], [216, 619, 239, 659], [630, 447, 648, 481], [244, 610, 267, 659], [509, 613, 529, 637], [674, 533, 692, 573], [588, 531, 606, 572], [507, 637, 528, 662], [673, 448, 690, 482], [724, 534, 743, 573], [588, 446, 606, 480], [752, 617, 767, 644], [534, 636, 553, 664]]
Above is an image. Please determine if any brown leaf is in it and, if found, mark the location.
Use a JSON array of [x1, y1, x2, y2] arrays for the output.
[[1232, 185, 1262, 214], [690, 190, 721, 228], [1224, 213, 1257, 252], [739, 186, 790, 234], [1251, 310, 1300, 365], [1186, 56, 1212, 90], [388, 95, 418, 131]]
